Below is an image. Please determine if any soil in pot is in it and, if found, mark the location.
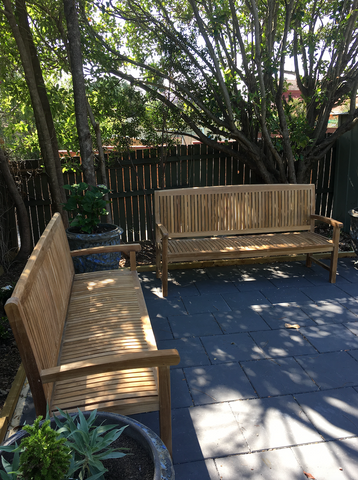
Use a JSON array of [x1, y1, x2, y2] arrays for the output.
[[100, 434, 154, 480]]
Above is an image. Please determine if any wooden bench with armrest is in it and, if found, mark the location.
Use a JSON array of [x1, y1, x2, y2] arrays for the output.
[[155, 184, 343, 297], [5, 213, 180, 455]]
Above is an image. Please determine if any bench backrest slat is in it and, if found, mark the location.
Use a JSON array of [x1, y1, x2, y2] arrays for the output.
[[155, 184, 315, 238], [6, 213, 74, 404]]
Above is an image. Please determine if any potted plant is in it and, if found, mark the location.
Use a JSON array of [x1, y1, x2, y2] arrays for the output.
[[0, 409, 175, 480], [63, 183, 124, 273], [348, 208, 358, 258]]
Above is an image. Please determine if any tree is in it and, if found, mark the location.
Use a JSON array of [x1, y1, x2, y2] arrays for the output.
[[0, 0, 68, 223], [63, 0, 96, 186], [0, 148, 32, 261], [84, 0, 358, 184]]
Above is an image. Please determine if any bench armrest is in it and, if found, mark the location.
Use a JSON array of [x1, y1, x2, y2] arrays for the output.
[[156, 223, 169, 239], [70, 244, 141, 271], [310, 215, 343, 229], [40, 349, 180, 383]]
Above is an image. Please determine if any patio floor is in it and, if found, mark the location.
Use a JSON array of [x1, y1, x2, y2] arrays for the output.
[[16, 257, 358, 479]]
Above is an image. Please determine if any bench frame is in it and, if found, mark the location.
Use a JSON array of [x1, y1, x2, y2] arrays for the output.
[[5, 213, 180, 454], [155, 184, 343, 296]]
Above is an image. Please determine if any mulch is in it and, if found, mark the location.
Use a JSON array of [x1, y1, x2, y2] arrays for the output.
[[0, 227, 354, 411]]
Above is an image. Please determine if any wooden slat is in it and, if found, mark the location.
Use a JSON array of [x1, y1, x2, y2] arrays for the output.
[[155, 184, 314, 237]]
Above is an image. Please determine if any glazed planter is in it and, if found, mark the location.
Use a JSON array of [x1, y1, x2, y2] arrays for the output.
[[1, 411, 175, 480], [66, 224, 124, 274], [348, 209, 358, 257]]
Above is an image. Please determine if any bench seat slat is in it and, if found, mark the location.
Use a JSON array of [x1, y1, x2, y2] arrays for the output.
[[164, 232, 333, 262]]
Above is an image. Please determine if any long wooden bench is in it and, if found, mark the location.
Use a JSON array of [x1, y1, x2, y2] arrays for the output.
[[5, 213, 180, 455], [155, 184, 343, 297]]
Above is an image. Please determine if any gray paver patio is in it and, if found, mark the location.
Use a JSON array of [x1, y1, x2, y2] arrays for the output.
[[10, 256, 358, 480]]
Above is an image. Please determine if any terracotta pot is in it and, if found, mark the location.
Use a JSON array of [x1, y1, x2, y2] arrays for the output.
[[1, 411, 175, 480], [66, 224, 124, 273]]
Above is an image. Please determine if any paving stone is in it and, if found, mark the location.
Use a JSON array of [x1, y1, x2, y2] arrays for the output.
[[187, 403, 249, 458], [337, 297, 358, 316], [259, 287, 312, 305], [250, 329, 317, 357], [174, 459, 219, 480], [157, 337, 210, 368], [205, 266, 240, 280], [182, 294, 231, 314], [252, 304, 316, 328], [268, 276, 314, 288], [221, 291, 271, 309], [337, 283, 358, 299], [292, 437, 358, 480], [234, 277, 275, 292], [170, 368, 194, 408], [185, 363, 257, 404], [200, 332, 267, 363], [335, 263, 358, 283], [145, 297, 187, 318], [295, 351, 358, 389], [171, 408, 206, 464], [241, 357, 318, 397], [300, 301, 358, 324], [348, 349, 358, 363], [300, 285, 353, 302], [230, 395, 322, 450], [299, 323, 358, 352], [294, 387, 358, 440], [150, 316, 174, 341], [168, 313, 223, 338], [215, 449, 304, 480], [166, 281, 200, 297], [212, 308, 271, 333], [343, 322, 358, 336], [194, 278, 239, 295]]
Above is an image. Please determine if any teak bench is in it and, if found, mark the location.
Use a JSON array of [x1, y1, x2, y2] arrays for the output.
[[5, 213, 180, 455], [155, 184, 343, 297]]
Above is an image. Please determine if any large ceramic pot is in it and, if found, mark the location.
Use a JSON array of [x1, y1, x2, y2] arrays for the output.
[[348, 209, 358, 257], [1, 411, 175, 480], [66, 224, 124, 274]]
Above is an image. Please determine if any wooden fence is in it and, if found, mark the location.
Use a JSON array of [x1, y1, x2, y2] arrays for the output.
[[2, 142, 336, 247]]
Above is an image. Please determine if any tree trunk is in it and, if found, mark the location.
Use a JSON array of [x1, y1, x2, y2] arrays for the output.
[[2, 0, 68, 226], [87, 100, 112, 222], [63, 0, 96, 186], [0, 149, 32, 261], [15, 0, 67, 208]]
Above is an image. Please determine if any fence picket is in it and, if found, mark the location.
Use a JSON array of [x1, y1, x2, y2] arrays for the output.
[[2, 142, 336, 246]]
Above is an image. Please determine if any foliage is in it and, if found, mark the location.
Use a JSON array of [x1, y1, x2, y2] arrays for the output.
[[0, 410, 129, 480], [63, 182, 111, 234], [18, 417, 71, 480], [82, 0, 358, 183], [0, 283, 14, 307], [54, 409, 128, 480], [0, 443, 20, 480]]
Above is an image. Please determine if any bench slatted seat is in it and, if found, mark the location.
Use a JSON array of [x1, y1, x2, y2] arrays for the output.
[[155, 184, 343, 296], [5, 213, 180, 454]]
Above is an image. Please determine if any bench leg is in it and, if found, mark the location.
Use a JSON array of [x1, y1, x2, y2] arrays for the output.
[[158, 366, 173, 457], [156, 243, 161, 279], [329, 225, 340, 283], [162, 237, 169, 297], [306, 253, 312, 268], [329, 248, 338, 283]]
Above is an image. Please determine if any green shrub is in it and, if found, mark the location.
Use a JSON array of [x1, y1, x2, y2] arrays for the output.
[[18, 417, 71, 480]]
